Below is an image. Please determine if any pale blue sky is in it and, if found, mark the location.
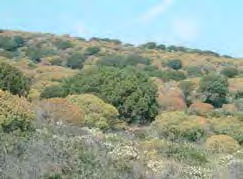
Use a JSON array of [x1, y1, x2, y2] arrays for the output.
[[0, 0, 242, 57]]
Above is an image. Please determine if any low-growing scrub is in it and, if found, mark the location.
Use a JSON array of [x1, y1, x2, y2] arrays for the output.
[[0, 122, 135, 179], [140, 139, 208, 165], [0, 30, 242, 179]]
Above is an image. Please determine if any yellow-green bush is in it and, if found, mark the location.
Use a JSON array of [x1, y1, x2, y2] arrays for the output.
[[38, 98, 85, 125], [209, 117, 243, 144], [151, 112, 206, 141], [66, 94, 125, 131], [205, 135, 240, 153], [28, 88, 41, 101], [0, 90, 34, 132]]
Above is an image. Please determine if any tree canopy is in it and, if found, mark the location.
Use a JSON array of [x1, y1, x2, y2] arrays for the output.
[[61, 66, 158, 124], [0, 61, 30, 96], [199, 73, 229, 107]]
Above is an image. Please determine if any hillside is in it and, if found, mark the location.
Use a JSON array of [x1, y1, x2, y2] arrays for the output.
[[0, 30, 242, 179]]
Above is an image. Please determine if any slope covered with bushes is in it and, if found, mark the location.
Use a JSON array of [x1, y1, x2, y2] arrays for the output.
[[0, 29, 242, 179]]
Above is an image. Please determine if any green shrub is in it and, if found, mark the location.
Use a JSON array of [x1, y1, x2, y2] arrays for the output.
[[53, 39, 73, 50], [84, 46, 101, 56], [144, 67, 186, 81], [0, 61, 31, 96], [179, 81, 195, 95], [185, 66, 203, 77], [166, 59, 182, 70], [179, 81, 195, 105], [199, 73, 229, 107], [143, 65, 159, 72], [62, 67, 158, 124], [143, 66, 164, 78], [125, 54, 150, 66], [167, 45, 178, 52], [221, 67, 239, 78], [157, 44, 166, 50], [97, 55, 126, 68], [66, 52, 86, 69], [24, 45, 56, 63], [235, 90, 243, 99], [163, 70, 187, 81], [141, 42, 157, 49], [152, 112, 206, 142], [98, 54, 150, 68], [40, 85, 65, 99], [0, 35, 25, 51]]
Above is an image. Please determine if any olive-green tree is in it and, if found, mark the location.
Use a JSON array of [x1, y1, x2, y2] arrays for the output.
[[0, 61, 30, 96], [166, 59, 182, 70], [199, 73, 229, 107], [61, 67, 158, 124]]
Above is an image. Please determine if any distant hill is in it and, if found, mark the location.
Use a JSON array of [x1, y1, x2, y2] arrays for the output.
[[0, 29, 242, 179], [0, 29, 242, 99]]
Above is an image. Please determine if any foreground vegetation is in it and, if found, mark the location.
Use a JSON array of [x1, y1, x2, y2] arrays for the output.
[[0, 30, 242, 178]]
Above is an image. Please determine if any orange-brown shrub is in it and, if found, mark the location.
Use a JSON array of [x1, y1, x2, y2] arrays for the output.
[[195, 116, 210, 129], [189, 102, 214, 116], [38, 98, 85, 125], [157, 95, 187, 111], [157, 85, 186, 112], [222, 104, 238, 113]]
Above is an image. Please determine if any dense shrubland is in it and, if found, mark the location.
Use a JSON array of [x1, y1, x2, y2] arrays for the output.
[[0, 30, 242, 179], [58, 66, 158, 124]]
